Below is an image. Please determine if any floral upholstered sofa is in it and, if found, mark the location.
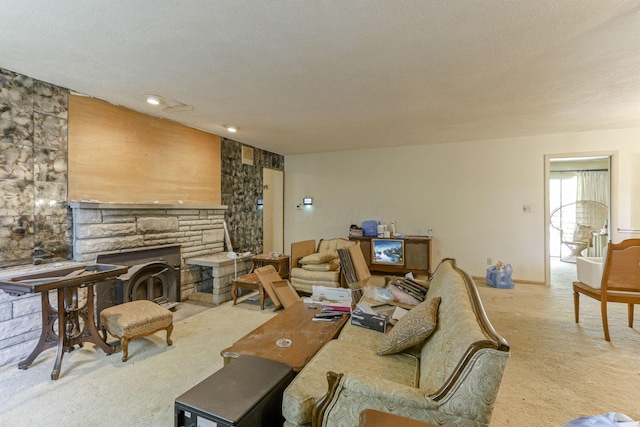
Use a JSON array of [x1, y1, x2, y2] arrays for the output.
[[289, 238, 359, 294], [282, 258, 510, 427]]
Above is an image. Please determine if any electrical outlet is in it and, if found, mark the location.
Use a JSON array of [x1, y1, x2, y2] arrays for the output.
[[487, 257, 493, 265]]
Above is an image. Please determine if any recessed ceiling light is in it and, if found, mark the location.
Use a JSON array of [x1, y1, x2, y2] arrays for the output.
[[146, 95, 163, 105], [227, 126, 237, 133]]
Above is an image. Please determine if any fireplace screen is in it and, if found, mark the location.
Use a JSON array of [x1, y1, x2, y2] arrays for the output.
[[95, 245, 181, 317]]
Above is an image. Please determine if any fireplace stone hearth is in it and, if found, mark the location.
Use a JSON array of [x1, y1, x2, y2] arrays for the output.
[[69, 201, 229, 301]]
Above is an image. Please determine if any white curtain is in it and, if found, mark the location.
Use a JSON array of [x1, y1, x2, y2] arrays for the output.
[[577, 171, 609, 206]]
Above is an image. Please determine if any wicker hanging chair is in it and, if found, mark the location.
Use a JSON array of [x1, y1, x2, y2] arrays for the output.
[[550, 200, 608, 263]]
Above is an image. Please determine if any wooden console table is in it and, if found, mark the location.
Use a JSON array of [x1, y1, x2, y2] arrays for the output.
[[349, 235, 432, 277], [0, 263, 128, 380]]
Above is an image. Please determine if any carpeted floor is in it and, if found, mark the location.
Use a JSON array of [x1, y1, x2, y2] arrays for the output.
[[479, 258, 639, 425], [0, 260, 638, 426]]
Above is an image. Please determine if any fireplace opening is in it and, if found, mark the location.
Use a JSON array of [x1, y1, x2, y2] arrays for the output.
[[95, 245, 181, 318]]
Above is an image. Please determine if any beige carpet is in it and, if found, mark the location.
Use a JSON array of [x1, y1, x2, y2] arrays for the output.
[[0, 295, 278, 427], [0, 261, 638, 426], [480, 259, 640, 425]]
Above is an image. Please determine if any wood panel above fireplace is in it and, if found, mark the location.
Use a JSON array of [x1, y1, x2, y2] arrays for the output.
[[68, 95, 222, 205]]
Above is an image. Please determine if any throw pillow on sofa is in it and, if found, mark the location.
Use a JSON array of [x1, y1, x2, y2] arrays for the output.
[[377, 296, 441, 356]]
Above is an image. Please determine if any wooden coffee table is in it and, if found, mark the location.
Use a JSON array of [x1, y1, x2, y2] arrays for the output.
[[221, 301, 348, 371]]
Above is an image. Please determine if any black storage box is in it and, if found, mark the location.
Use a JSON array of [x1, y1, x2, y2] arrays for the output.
[[175, 355, 295, 427], [350, 310, 388, 332]]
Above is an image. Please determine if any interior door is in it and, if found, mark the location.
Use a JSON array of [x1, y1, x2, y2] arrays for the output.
[[263, 168, 284, 254], [545, 153, 615, 286]]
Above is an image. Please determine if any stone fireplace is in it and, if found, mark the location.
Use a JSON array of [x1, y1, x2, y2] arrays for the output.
[[0, 202, 252, 369], [95, 244, 182, 317], [69, 201, 238, 301]]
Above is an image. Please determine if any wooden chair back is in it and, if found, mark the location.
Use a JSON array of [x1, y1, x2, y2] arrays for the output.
[[601, 239, 640, 294], [290, 240, 316, 269], [573, 238, 640, 340]]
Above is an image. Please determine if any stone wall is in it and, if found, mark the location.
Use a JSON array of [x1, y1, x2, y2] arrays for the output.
[[70, 202, 228, 300], [221, 138, 284, 256], [0, 67, 286, 269], [0, 67, 285, 369], [0, 67, 70, 265]]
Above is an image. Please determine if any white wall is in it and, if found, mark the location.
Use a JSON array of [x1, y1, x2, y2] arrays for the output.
[[284, 127, 640, 283]]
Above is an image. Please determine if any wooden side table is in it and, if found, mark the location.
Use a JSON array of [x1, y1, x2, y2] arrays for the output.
[[231, 254, 290, 310], [358, 409, 439, 427], [251, 253, 290, 278]]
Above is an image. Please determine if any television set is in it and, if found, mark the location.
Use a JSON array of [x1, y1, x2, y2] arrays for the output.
[[371, 238, 405, 266]]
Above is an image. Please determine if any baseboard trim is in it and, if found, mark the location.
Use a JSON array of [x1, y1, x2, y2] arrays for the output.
[[471, 276, 545, 286]]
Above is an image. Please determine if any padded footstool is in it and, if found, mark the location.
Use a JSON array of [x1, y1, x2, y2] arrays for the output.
[[100, 300, 173, 362]]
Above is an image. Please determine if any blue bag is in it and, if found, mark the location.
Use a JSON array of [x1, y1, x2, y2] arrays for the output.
[[486, 263, 514, 289], [361, 220, 378, 237]]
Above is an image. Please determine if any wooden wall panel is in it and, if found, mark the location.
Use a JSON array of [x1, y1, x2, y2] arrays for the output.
[[68, 95, 221, 204]]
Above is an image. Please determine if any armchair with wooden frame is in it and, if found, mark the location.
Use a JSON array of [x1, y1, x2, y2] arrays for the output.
[[573, 239, 640, 341]]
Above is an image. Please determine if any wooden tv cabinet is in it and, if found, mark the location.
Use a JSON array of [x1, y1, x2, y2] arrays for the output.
[[348, 235, 431, 277]]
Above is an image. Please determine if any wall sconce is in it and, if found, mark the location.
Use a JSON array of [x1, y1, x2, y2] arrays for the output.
[[257, 198, 264, 207], [303, 197, 313, 206]]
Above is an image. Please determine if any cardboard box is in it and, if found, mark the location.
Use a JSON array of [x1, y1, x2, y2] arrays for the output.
[[350, 310, 388, 333]]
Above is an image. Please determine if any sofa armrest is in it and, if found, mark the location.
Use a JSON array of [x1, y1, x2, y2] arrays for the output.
[[313, 371, 438, 427]]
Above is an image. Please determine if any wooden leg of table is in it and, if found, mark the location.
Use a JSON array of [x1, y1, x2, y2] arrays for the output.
[[18, 291, 58, 371], [75, 285, 117, 355], [231, 281, 239, 305], [259, 284, 265, 310], [221, 350, 239, 366], [51, 289, 67, 380]]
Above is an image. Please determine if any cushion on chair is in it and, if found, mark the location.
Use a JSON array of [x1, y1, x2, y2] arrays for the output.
[[100, 300, 172, 338], [576, 256, 604, 289], [316, 238, 358, 258], [299, 252, 336, 264], [572, 224, 592, 243], [299, 259, 340, 271]]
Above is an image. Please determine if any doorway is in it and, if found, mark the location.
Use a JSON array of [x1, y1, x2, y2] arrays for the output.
[[262, 168, 284, 254], [544, 153, 615, 286]]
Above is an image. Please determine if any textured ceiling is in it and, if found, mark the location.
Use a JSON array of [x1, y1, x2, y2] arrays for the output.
[[2, 1, 640, 155]]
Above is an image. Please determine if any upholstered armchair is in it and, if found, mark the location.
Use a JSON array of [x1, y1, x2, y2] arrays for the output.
[[289, 238, 359, 294]]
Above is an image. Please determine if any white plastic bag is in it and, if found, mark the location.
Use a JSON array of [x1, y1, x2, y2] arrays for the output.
[[364, 285, 394, 304], [563, 412, 637, 427]]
